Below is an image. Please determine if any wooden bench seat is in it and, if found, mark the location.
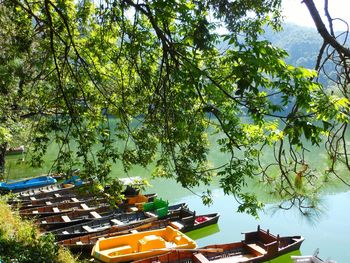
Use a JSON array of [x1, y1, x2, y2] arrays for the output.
[[193, 253, 210, 263], [145, 211, 157, 218], [61, 215, 71, 222], [80, 203, 89, 210], [169, 221, 184, 230], [246, 243, 266, 255], [82, 225, 94, 232], [128, 206, 138, 212], [90, 211, 102, 219], [111, 219, 125, 225]]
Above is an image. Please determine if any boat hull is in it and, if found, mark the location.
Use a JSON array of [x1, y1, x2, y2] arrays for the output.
[[92, 226, 197, 263], [134, 226, 304, 263], [0, 176, 57, 192]]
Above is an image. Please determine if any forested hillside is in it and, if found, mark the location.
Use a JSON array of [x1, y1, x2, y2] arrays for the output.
[[264, 23, 322, 67], [263, 23, 348, 87]]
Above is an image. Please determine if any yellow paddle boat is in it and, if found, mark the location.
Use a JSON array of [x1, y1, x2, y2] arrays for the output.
[[91, 226, 197, 262]]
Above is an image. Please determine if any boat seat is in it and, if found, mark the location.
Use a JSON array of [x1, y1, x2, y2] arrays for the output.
[[41, 220, 47, 224], [90, 211, 102, 219], [82, 225, 94, 232], [138, 235, 166, 252], [30, 197, 36, 201], [145, 211, 157, 218], [193, 253, 210, 263], [130, 230, 138, 234], [172, 235, 184, 245], [52, 207, 60, 213], [128, 206, 138, 212], [54, 193, 61, 197], [80, 203, 89, 210], [76, 241, 83, 245], [71, 198, 79, 202], [169, 221, 184, 230], [45, 201, 52, 205], [246, 243, 266, 255], [101, 245, 133, 257], [61, 215, 71, 222], [111, 219, 125, 226], [62, 231, 70, 235], [32, 210, 39, 214]]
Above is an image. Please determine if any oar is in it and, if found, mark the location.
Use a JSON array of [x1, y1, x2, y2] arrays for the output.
[[150, 248, 224, 253]]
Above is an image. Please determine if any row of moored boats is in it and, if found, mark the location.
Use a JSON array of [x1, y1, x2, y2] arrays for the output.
[[2, 175, 335, 262]]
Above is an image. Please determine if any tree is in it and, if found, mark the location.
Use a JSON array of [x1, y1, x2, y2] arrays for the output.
[[302, 0, 350, 189], [0, 0, 348, 217], [0, 2, 49, 178]]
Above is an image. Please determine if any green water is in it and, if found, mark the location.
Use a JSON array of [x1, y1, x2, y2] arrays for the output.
[[4, 133, 348, 262]]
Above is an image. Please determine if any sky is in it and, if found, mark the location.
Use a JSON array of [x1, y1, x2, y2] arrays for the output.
[[282, 0, 350, 31]]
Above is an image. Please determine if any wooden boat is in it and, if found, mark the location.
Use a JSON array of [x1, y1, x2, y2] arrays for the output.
[[58, 218, 171, 252], [166, 208, 220, 232], [291, 249, 337, 263], [49, 211, 159, 241], [14, 194, 81, 210], [57, 204, 203, 252], [5, 145, 25, 155], [57, 203, 188, 251], [19, 198, 105, 218], [37, 205, 116, 231], [121, 193, 158, 212], [134, 225, 304, 263], [0, 175, 57, 192], [14, 183, 76, 199], [7, 187, 78, 206], [91, 226, 197, 263]]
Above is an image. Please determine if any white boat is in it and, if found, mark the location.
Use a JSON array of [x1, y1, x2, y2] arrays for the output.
[[291, 249, 337, 263]]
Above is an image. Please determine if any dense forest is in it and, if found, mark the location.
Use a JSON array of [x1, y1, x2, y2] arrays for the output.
[[264, 23, 349, 88]]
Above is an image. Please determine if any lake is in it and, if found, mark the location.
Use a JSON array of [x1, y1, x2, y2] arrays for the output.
[[4, 137, 349, 262]]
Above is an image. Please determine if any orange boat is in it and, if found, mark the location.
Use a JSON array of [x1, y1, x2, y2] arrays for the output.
[[91, 226, 197, 263]]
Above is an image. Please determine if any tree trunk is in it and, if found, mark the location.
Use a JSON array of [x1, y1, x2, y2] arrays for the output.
[[0, 142, 7, 180]]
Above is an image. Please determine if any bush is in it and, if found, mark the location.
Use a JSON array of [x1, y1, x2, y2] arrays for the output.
[[0, 197, 78, 263]]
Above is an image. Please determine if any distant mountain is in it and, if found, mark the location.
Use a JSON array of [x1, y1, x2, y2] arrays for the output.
[[262, 23, 346, 87], [263, 23, 322, 68]]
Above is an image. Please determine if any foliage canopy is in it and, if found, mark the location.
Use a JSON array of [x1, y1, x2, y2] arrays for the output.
[[0, 0, 349, 217]]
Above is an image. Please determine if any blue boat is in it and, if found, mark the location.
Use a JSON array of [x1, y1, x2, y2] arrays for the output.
[[0, 176, 57, 192]]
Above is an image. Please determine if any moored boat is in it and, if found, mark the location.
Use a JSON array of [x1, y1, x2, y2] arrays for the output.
[[134, 225, 304, 263], [291, 249, 337, 263], [0, 175, 57, 192], [167, 208, 220, 232], [122, 193, 158, 212], [14, 194, 83, 210], [50, 211, 158, 241], [37, 205, 115, 231], [58, 218, 170, 253], [14, 183, 76, 199], [58, 203, 189, 252], [19, 198, 105, 218], [5, 145, 25, 155], [91, 226, 197, 263]]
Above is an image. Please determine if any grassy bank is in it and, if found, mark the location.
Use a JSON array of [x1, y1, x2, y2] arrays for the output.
[[0, 196, 79, 263]]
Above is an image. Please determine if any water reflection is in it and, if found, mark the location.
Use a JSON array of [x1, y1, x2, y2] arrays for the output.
[[186, 224, 220, 241]]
